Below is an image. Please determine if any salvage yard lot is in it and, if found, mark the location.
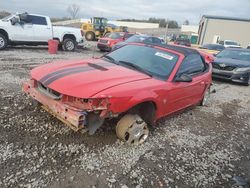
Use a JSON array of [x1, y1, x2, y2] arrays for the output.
[[0, 45, 250, 188]]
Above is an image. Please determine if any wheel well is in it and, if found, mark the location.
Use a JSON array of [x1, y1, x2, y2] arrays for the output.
[[63, 34, 76, 41], [128, 101, 157, 126], [0, 29, 9, 41]]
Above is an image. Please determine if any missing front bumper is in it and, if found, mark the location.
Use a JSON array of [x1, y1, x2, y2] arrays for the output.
[[23, 81, 86, 131]]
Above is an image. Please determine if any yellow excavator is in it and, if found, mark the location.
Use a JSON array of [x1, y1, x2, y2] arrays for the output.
[[81, 17, 128, 41]]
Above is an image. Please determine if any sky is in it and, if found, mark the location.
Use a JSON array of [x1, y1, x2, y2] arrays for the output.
[[1, 0, 250, 24]]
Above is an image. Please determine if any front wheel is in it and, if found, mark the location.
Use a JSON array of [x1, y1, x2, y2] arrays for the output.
[[85, 32, 95, 41], [243, 76, 250, 86], [116, 114, 149, 145], [62, 38, 76, 51], [0, 33, 8, 50], [200, 87, 211, 106]]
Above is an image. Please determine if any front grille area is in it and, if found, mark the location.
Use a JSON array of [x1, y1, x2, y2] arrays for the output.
[[99, 39, 108, 44], [212, 73, 231, 78], [213, 63, 236, 71], [37, 82, 62, 100]]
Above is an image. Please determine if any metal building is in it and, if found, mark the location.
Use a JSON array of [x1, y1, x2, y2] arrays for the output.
[[198, 15, 250, 48]]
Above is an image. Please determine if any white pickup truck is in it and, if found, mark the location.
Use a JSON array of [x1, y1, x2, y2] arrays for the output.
[[0, 12, 84, 51]]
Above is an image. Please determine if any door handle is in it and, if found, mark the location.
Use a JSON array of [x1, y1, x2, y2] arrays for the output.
[[200, 81, 205, 85]]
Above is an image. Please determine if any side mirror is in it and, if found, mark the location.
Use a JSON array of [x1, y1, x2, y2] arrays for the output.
[[10, 16, 20, 25], [175, 74, 193, 82]]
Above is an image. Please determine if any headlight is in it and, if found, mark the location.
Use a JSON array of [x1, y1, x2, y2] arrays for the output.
[[235, 67, 250, 72]]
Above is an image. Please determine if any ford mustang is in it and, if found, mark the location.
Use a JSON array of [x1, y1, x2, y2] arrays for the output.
[[23, 43, 212, 144]]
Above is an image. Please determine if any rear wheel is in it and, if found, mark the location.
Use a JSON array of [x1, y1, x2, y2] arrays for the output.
[[85, 32, 95, 41], [0, 33, 8, 50], [116, 114, 149, 145], [62, 38, 76, 51]]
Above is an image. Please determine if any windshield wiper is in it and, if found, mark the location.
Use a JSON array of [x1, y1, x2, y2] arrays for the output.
[[118, 60, 153, 77], [102, 55, 119, 64]]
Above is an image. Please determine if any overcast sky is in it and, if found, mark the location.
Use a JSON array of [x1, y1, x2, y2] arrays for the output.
[[1, 0, 250, 24]]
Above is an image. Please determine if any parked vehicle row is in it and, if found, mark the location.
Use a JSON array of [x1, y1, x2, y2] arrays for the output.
[[0, 12, 85, 51], [97, 32, 134, 52], [97, 33, 165, 52]]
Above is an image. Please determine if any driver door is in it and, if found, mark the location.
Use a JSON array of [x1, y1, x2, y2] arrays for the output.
[[165, 54, 208, 114], [9, 15, 34, 41]]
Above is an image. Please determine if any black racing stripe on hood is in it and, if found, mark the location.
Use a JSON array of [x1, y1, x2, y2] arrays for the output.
[[42, 67, 95, 86], [39, 61, 114, 83]]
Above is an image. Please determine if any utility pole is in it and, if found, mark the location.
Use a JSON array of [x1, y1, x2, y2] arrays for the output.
[[165, 23, 168, 43]]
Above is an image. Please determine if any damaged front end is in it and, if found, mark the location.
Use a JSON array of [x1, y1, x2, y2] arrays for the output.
[[22, 79, 111, 134]]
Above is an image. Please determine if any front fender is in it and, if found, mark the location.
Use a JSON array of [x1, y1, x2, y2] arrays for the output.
[[107, 90, 159, 115]]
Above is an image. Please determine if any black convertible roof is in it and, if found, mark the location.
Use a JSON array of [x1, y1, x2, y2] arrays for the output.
[[145, 43, 200, 56]]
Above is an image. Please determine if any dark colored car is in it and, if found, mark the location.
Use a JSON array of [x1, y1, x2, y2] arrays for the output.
[[112, 34, 164, 51], [212, 48, 250, 85], [174, 38, 191, 47], [199, 44, 225, 51]]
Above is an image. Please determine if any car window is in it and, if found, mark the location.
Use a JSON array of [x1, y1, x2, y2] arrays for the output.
[[219, 41, 224, 45], [152, 37, 163, 44], [177, 54, 206, 76], [124, 33, 134, 39], [28, 15, 47, 25], [144, 37, 153, 43]]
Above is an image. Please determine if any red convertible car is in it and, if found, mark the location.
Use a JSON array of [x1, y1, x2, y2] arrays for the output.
[[23, 43, 212, 144]]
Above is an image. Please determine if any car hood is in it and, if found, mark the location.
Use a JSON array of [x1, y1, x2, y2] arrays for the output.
[[214, 58, 250, 67], [31, 59, 151, 98]]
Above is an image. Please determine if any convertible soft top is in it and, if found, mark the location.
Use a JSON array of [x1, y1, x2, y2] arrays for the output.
[[145, 43, 200, 56]]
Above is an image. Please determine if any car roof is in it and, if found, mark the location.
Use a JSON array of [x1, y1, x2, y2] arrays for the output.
[[144, 43, 200, 56], [203, 44, 223, 46], [224, 48, 250, 52]]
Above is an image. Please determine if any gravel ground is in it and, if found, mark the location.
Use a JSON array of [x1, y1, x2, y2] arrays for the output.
[[0, 44, 249, 188]]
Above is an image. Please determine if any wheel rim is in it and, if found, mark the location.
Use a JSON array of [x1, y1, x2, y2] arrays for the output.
[[86, 33, 92, 40], [0, 37, 5, 48], [66, 41, 74, 51], [116, 114, 149, 145], [202, 89, 210, 106]]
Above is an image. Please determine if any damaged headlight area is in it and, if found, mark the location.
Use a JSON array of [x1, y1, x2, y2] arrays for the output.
[[62, 95, 110, 111], [23, 79, 113, 134]]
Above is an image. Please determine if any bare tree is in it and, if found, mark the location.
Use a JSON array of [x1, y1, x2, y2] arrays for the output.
[[67, 4, 80, 19]]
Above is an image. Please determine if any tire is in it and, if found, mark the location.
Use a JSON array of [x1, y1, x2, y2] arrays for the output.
[[0, 33, 8, 50], [116, 114, 149, 145], [200, 88, 210, 106], [244, 76, 250, 86], [85, 32, 95, 41], [62, 38, 76, 51]]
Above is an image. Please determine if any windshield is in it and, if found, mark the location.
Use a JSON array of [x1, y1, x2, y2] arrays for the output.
[[125, 35, 148, 43], [102, 45, 179, 80], [108, 32, 124, 39], [225, 41, 238, 46], [217, 49, 250, 61]]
